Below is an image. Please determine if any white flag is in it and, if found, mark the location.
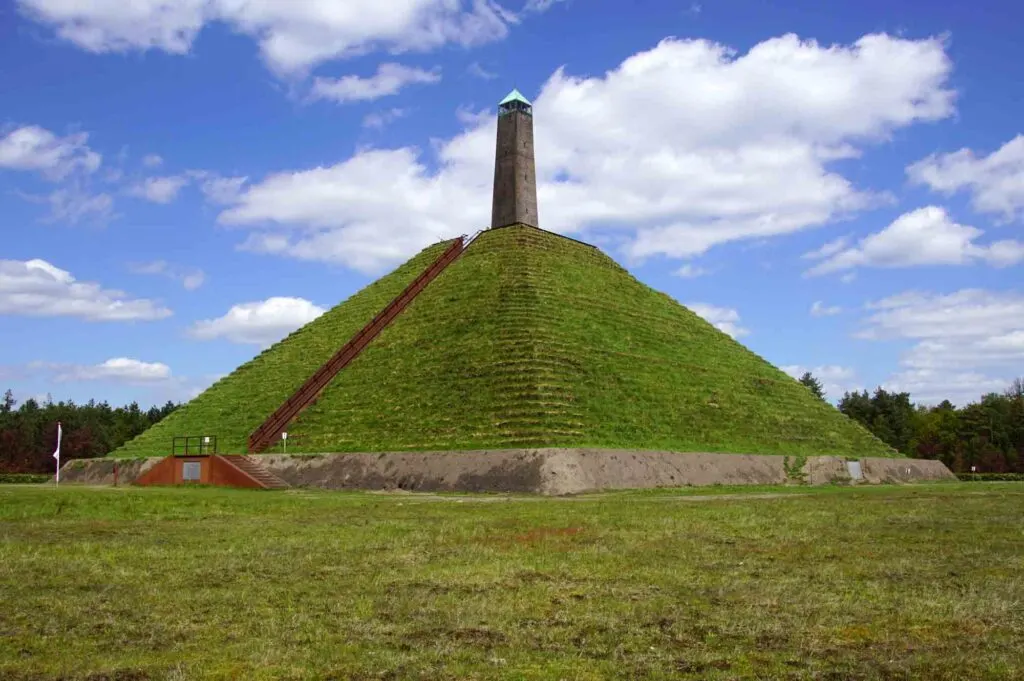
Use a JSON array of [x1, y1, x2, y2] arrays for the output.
[[53, 421, 62, 460], [53, 421, 62, 486]]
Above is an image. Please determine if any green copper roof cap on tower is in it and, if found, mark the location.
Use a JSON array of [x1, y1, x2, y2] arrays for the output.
[[500, 88, 531, 104], [498, 89, 532, 118]]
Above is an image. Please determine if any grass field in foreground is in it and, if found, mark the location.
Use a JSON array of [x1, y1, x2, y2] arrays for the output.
[[1, 484, 1022, 680]]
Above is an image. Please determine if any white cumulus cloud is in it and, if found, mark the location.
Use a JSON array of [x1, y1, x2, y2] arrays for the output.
[[216, 32, 956, 272], [18, 0, 510, 75], [189, 296, 325, 345], [858, 289, 1024, 405], [0, 125, 101, 179], [907, 135, 1024, 221], [0, 259, 171, 321], [804, 206, 1024, 275], [220, 147, 468, 272]]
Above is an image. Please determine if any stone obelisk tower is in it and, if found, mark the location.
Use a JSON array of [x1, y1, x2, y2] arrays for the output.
[[491, 89, 539, 228]]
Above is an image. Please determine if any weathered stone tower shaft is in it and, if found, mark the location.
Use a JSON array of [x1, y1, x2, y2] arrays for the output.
[[491, 89, 539, 229]]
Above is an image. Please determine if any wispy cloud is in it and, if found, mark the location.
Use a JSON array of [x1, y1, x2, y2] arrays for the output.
[[31, 357, 172, 383], [810, 301, 842, 317], [128, 260, 206, 291], [674, 264, 710, 279], [311, 64, 441, 104], [363, 108, 408, 130], [128, 175, 190, 204], [523, 0, 571, 13], [467, 62, 498, 80]]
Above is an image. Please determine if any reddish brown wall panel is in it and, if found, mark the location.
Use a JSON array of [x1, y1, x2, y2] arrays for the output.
[[134, 456, 180, 486], [133, 456, 265, 488], [135, 456, 212, 486]]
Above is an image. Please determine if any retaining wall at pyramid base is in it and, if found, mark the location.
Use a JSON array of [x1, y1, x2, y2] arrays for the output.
[[63, 449, 955, 495]]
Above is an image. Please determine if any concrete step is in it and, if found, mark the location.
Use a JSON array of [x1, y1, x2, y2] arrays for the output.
[[221, 455, 290, 489]]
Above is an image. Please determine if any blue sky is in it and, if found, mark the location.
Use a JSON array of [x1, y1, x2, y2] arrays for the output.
[[2, 0, 1022, 409]]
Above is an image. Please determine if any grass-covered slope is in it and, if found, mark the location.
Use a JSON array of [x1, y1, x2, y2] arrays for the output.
[[287, 226, 894, 457], [111, 240, 457, 457]]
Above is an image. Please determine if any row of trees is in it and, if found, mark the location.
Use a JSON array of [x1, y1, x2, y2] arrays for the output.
[[0, 391, 179, 474], [799, 373, 1024, 473], [3, 378, 1022, 474]]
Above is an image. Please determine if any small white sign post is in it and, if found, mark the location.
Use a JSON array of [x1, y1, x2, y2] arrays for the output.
[[282, 432, 288, 454], [203, 435, 211, 455]]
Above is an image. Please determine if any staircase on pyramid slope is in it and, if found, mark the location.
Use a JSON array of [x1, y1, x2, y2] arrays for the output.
[[110, 237, 466, 459], [248, 232, 479, 453]]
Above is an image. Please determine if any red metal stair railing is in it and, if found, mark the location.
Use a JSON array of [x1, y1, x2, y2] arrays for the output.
[[247, 236, 472, 453]]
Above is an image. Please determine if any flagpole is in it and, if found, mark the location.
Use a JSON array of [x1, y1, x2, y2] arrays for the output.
[[53, 421, 62, 487]]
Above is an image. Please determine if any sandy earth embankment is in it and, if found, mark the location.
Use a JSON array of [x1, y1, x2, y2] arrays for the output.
[[61, 449, 956, 494]]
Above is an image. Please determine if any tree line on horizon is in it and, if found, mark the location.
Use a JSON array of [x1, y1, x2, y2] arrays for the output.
[[0, 390, 179, 474], [2, 378, 1022, 475], [798, 373, 1024, 473]]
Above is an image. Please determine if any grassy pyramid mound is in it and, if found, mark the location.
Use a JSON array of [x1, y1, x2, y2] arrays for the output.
[[117, 225, 894, 458]]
